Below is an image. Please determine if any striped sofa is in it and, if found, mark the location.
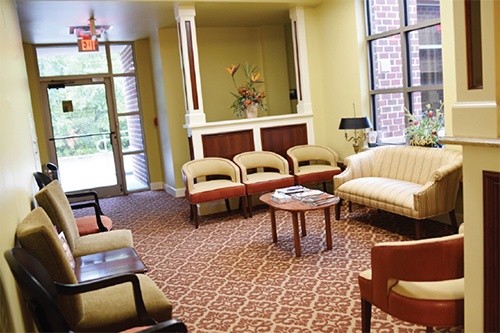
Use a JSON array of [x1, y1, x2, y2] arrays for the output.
[[334, 146, 463, 239]]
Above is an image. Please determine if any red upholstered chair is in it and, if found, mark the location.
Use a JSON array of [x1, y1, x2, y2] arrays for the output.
[[33, 172, 112, 236], [181, 157, 247, 228], [286, 144, 342, 192], [233, 151, 295, 217], [359, 229, 464, 332]]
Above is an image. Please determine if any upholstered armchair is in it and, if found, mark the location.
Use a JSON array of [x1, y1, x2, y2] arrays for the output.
[[286, 144, 342, 192], [233, 151, 295, 217], [14, 207, 174, 332], [35, 180, 133, 257], [359, 228, 464, 332], [181, 157, 247, 228], [33, 172, 111, 235]]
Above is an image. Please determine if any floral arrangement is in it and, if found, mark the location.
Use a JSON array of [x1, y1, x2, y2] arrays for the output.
[[404, 101, 444, 147], [226, 63, 267, 117]]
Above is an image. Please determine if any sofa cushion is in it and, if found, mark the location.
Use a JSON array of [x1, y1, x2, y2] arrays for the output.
[[336, 177, 423, 209]]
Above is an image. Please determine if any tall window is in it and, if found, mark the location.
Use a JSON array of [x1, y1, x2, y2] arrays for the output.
[[366, 0, 443, 144]]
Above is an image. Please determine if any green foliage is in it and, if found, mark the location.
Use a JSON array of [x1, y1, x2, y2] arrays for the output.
[[404, 101, 444, 147]]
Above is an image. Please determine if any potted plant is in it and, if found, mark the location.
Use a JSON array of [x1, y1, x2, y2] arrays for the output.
[[404, 101, 444, 147], [226, 63, 267, 118]]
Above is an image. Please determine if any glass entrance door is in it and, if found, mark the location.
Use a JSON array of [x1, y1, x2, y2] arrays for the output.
[[45, 80, 123, 196]]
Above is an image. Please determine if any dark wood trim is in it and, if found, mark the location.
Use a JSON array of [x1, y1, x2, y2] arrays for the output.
[[293, 21, 302, 101], [260, 123, 308, 160], [483, 170, 500, 332], [185, 21, 199, 109], [465, 0, 483, 90], [202, 130, 254, 160]]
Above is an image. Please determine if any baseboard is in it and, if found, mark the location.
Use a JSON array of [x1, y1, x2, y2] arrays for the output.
[[163, 184, 185, 198], [150, 182, 164, 191]]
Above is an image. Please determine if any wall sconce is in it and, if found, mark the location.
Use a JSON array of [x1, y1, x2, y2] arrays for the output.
[[338, 116, 372, 154]]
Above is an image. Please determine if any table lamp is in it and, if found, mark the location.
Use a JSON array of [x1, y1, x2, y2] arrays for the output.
[[338, 116, 372, 153]]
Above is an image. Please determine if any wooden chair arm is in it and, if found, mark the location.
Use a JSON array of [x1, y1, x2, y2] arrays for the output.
[[55, 273, 156, 326]]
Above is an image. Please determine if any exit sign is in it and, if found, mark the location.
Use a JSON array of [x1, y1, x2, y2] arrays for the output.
[[78, 39, 99, 52]]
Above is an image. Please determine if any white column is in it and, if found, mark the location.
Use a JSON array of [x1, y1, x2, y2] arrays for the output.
[[175, 5, 206, 125], [290, 7, 313, 115]]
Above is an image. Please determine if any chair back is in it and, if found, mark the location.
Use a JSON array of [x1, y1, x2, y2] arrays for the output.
[[16, 207, 84, 326], [4, 247, 71, 333], [287, 145, 338, 172], [182, 157, 241, 191], [33, 172, 53, 190], [35, 180, 80, 250], [233, 151, 290, 181]]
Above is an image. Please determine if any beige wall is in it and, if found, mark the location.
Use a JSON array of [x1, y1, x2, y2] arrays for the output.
[[156, 23, 294, 190], [135, 39, 165, 188], [305, 1, 368, 160], [0, 1, 39, 331], [198, 25, 292, 121], [445, 1, 500, 331]]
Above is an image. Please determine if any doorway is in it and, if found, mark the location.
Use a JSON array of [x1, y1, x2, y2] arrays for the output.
[[36, 43, 150, 196], [44, 79, 123, 196]]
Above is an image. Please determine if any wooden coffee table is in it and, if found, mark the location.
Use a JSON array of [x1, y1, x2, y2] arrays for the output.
[[74, 247, 148, 282], [260, 192, 340, 257]]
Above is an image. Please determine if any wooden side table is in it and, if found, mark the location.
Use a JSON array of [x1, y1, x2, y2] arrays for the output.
[[260, 192, 340, 257], [74, 247, 148, 282]]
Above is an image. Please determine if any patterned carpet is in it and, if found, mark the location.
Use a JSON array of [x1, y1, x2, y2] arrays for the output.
[[83, 190, 462, 333]]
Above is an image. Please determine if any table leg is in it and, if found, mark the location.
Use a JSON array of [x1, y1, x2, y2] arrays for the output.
[[270, 207, 278, 243], [291, 212, 301, 257], [300, 211, 306, 236], [324, 207, 333, 250]]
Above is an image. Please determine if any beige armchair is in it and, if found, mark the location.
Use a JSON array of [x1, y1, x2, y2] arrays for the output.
[[181, 157, 247, 228], [286, 144, 342, 192], [15, 207, 173, 332], [35, 180, 133, 257], [359, 228, 464, 332], [233, 151, 295, 217]]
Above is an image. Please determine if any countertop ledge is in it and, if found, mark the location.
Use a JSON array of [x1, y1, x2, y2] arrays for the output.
[[439, 136, 500, 147]]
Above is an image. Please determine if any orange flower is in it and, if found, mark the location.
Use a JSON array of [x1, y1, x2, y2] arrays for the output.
[[226, 64, 240, 76], [250, 72, 261, 82]]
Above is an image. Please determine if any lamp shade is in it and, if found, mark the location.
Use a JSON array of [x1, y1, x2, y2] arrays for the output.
[[338, 117, 372, 130]]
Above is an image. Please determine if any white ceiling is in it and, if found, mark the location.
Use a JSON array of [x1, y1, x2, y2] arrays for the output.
[[15, 1, 323, 45]]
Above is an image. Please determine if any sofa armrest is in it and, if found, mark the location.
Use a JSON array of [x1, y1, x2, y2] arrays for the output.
[[414, 165, 462, 216], [333, 150, 375, 190]]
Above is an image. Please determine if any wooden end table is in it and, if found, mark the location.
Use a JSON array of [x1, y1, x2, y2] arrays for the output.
[[260, 192, 340, 257], [74, 247, 148, 283]]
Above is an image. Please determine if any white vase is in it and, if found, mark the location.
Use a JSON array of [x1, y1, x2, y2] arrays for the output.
[[244, 104, 259, 119]]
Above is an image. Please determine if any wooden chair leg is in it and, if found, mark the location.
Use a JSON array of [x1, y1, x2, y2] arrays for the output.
[[240, 196, 248, 219], [191, 204, 199, 229], [335, 199, 342, 220], [189, 203, 194, 221], [361, 298, 372, 333], [415, 219, 423, 239], [247, 195, 253, 218], [426, 326, 433, 333], [322, 182, 327, 192], [225, 199, 231, 213], [348, 201, 353, 212], [449, 209, 458, 229]]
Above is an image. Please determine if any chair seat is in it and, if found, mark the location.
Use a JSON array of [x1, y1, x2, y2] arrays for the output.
[[244, 173, 294, 194], [76, 274, 172, 332], [187, 180, 246, 204], [294, 165, 341, 185], [359, 269, 464, 301], [77, 215, 113, 236]]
